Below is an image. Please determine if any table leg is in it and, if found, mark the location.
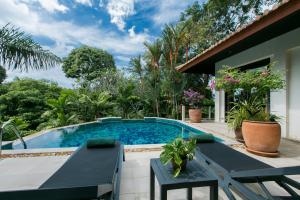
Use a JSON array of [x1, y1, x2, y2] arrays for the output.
[[150, 166, 155, 200], [187, 187, 192, 200], [210, 185, 218, 200], [160, 187, 167, 200]]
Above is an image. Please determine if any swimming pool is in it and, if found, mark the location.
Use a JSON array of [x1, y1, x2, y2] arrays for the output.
[[12, 118, 221, 149]]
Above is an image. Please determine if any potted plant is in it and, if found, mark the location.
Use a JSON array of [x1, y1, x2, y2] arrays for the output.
[[226, 102, 247, 142], [240, 98, 281, 156], [216, 65, 285, 156], [183, 89, 205, 123], [160, 138, 196, 177]]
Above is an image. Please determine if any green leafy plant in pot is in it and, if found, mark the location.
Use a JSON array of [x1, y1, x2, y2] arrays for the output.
[[160, 138, 196, 177], [216, 64, 285, 156], [226, 102, 249, 142]]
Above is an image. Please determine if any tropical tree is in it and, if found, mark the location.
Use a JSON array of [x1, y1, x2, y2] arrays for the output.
[[62, 46, 115, 81], [0, 24, 60, 71], [128, 55, 144, 85], [0, 78, 61, 130], [181, 0, 280, 51], [144, 40, 162, 116], [116, 82, 141, 118]]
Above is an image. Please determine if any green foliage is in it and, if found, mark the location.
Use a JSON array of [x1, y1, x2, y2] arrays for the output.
[[181, 0, 280, 52], [0, 24, 60, 71], [1, 117, 29, 141], [227, 97, 280, 128], [216, 65, 285, 97], [216, 66, 284, 124], [39, 89, 79, 129], [116, 82, 142, 119], [0, 78, 61, 130], [62, 46, 115, 81], [78, 91, 114, 121], [0, 65, 6, 84], [160, 138, 196, 177]]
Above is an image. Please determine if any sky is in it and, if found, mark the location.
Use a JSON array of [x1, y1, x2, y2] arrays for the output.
[[0, 0, 203, 88]]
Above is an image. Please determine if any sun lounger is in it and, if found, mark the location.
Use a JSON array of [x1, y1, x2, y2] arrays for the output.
[[0, 141, 124, 200], [195, 141, 300, 200]]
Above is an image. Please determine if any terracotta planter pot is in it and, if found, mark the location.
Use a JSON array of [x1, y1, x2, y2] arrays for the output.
[[234, 128, 244, 143], [189, 109, 202, 123], [242, 120, 281, 157]]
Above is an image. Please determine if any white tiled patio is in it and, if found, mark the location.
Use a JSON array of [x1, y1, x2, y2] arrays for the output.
[[0, 122, 299, 199]]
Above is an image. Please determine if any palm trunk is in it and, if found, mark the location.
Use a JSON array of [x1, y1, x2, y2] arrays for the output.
[[185, 45, 189, 62]]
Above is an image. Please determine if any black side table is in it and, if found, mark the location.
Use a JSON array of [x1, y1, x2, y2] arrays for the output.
[[150, 158, 218, 200]]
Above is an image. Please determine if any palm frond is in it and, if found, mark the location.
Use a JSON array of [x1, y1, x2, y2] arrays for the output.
[[0, 24, 61, 71]]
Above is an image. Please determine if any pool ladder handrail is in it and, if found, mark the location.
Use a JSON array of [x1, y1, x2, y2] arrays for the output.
[[0, 120, 27, 157]]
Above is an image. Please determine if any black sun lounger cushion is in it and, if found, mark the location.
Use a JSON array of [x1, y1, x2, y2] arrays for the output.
[[191, 133, 215, 143], [40, 142, 121, 190], [197, 142, 271, 172], [86, 138, 116, 148]]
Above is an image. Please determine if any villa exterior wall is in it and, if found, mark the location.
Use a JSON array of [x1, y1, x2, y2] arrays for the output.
[[214, 27, 300, 141]]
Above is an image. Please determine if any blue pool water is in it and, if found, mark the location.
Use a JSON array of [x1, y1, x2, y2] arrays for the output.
[[13, 120, 220, 149]]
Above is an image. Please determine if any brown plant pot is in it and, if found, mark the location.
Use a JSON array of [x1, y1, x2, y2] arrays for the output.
[[234, 128, 244, 143], [242, 120, 281, 157], [189, 109, 202, 123], [172, 159, 187, 171]]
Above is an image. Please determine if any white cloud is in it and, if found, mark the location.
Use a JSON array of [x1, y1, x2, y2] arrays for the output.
[[0, 0, 150, 87], [128, 25, 136, 37], [37, 0, 69, 13], [152, 0, 194, 25], [106, 0, 135, 31], [75, 0, 93, 7]]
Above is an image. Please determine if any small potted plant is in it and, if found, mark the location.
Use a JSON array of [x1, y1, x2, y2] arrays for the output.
[[160, 138, 196, 177], [226, 102, 248, 142], [183, 89, 205, 123]]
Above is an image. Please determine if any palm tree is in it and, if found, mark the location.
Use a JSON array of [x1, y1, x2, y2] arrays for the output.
[[161, 24, 188, 118], [144, 39, 162, 69], [144, 40, 162, 116], [129, 55, 144, 85], [0, 24, 60, 71], [162, 23, 187, 67]]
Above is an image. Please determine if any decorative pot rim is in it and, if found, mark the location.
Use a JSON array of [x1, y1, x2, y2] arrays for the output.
[[243, 120, 279, 124], [188, 108, 202, 110]]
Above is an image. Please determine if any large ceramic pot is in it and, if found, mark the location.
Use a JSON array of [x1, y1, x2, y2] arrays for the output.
[[234, 128, 244, 143], [189, 109, 202, 123], [242, 120, 281, 157]]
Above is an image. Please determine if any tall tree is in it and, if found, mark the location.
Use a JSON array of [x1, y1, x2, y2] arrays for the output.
[[62, 46, 115, 81], [128, 55, 144, 85], [0, 24, 60, 71], [144, 40, 162, 116], [181, 0, 281, 52]]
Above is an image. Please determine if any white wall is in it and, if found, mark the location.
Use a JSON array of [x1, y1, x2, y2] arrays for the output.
[[287, 47, 300, 141], [214, 27, 300, 140]]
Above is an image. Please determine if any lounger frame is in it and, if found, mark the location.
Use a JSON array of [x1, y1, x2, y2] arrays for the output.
[[195, 145, 300, 200]]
